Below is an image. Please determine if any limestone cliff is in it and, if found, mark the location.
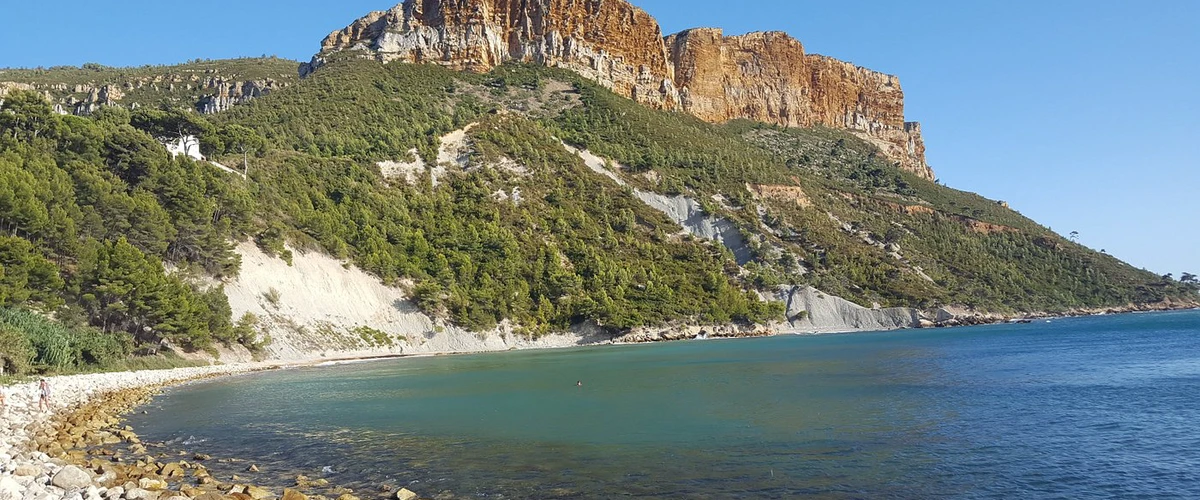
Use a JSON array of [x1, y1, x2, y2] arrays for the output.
[[306, 0, 932, 178], [667, 29, 931, 178], [195, 78, 283, 114], [304, 0, 678, 108]]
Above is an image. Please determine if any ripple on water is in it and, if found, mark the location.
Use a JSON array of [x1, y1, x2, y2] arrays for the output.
[[124, 311, 1200, 499]]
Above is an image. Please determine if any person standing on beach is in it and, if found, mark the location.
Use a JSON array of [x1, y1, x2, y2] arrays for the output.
[[38, 378, 50, 411]]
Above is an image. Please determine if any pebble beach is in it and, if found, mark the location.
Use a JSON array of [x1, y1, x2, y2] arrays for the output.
[[0, 363, 418, 500]]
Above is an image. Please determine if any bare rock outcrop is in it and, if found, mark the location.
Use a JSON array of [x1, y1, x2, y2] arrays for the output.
[[304, 0, 678, 108], [775, 285, 924, 333], [747, 183, 813, 208], [196, 78, 282, 114], [666, 28, 930, 178], [6, 74, 288, 117], [70, 84, 124, 115], [306, 0, 933, 178], [0, 81, 36, 97]]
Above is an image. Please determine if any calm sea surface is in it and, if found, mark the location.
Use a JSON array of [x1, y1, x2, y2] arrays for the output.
[[126, 310, 1200, 499]]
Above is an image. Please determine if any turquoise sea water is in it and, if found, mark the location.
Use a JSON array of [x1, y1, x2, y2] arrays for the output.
[[127, 310, 1200, 498]]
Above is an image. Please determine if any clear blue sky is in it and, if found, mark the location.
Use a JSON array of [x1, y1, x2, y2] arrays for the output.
[[1, 1, 1197, 275]]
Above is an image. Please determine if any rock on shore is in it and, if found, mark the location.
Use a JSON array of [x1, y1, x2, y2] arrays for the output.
[[0, 365, 273, 500]]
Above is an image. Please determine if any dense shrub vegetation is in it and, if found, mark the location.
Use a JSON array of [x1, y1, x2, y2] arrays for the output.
[[0, 58, 1194, 373], [0, 89, 251, 372]]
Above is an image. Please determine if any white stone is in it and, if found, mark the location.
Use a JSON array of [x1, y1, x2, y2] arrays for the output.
[[0, 476, 24, 500], [122, 487, 154, 500], [51, 466, 93, 490]]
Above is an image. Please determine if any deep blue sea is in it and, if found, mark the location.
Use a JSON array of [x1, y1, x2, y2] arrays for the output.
[[126, 310, 1200, 499]]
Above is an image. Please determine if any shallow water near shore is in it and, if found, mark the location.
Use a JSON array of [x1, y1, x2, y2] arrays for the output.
[[127, 310, 1200, 498]]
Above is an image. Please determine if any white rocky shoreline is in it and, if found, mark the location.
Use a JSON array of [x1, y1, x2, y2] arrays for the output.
[[0, 362, 319, 500]]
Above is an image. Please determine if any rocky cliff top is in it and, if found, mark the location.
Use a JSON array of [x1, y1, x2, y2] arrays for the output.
[[309, 0, 932, 178], [0, 57, 296, 116]]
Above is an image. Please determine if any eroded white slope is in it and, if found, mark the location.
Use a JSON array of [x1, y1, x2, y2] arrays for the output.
[[224, 242, 609, 361]]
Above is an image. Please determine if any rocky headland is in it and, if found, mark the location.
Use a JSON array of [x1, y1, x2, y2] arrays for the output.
[[302, 0, 932, 179]]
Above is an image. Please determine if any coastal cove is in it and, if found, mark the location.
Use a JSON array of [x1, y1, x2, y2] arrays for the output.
[[2, 1, 1198, 500], [102, 310, 1200, 499]]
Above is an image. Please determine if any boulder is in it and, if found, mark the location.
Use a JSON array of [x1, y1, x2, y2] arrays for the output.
[[282, 488, 308, 500], [14, 464, 43, 477], [95, 468, 117, 486], [194, 494, 227, 500], [244, 485, 272, 500], [52, 465, 95, 490], [123, 488, 158, 500], [0, 476, 24, 500], [160, 463, 184, 478], [22, 480, 45, 498], [395, 488, 418, 500], [138, 478, 169, 491]]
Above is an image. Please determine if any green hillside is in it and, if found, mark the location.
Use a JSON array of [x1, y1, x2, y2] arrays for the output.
[[0, 57, 1195, 374], [220, 58, 1187, 312]]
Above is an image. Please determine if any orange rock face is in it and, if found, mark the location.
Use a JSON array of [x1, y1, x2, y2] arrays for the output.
[[667, 28, 930, 178], [747, 183, 813, 209], [308, 0, 677, 108], [307, 0, 932, 179]]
